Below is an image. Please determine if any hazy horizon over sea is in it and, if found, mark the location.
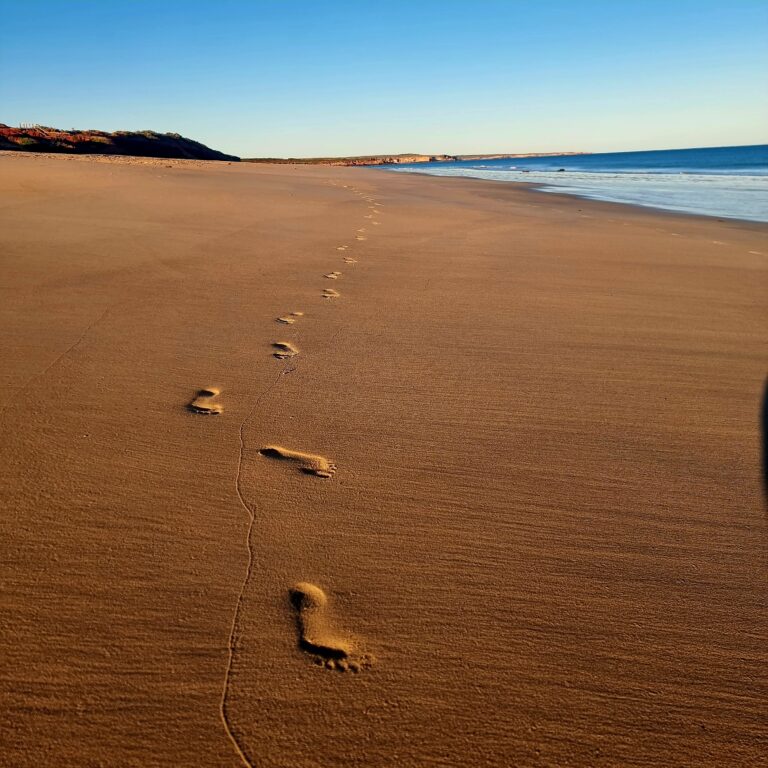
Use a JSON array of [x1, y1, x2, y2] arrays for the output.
[[383, 144, 768, 222]]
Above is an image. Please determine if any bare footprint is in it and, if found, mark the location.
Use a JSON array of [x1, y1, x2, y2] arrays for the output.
[[355, 235, 367, 241], [322, 288, 340, 299], [343, 256, 357, 264], [259, 445, 336, 477], [188, 387, 222, 415], [272, 342, 299, 359], [277, 311, 304, 325], [336, 246, 348, 251], [289, 582, 371, 671], [324, 271, 341, 279]]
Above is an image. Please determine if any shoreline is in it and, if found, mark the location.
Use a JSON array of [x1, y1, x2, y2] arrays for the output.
[[1, 155, 766, 767], [376, 164, 768, 225], [371, 163, 768, 230]]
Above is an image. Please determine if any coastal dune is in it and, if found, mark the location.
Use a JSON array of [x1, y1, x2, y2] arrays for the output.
[[0, 153, 765, 767]]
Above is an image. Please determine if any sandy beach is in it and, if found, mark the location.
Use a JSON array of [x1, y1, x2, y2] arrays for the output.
[[1, 152, 766, 767]]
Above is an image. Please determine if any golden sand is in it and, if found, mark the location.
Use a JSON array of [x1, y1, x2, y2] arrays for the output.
[[0, 151, 766, 767]]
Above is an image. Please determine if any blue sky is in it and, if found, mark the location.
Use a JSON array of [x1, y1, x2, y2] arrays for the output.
[[1, 1, 766, 157]]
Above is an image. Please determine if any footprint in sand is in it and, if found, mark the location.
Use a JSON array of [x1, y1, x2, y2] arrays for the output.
[[187, 387, 222, 415], [356, 228, 366, 233], [356, 235, 367, 241], [272, 342, 299, 359], [277, 311, 304, 325], [289, 582, 372, 671], [364, 215, 373, 220], [322, 288, 340, 299], [343, 257, 357, 264], [259, 445, 336, 477], [324, 271, 342, 279], [371, 221, 380, 226], [336, 246, 348, 251]]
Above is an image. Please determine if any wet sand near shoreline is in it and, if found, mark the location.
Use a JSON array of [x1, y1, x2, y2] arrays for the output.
[[1, 153, 766, 767]]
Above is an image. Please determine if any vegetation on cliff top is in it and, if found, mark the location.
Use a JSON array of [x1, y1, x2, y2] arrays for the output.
[[0, 125, 239, 161]]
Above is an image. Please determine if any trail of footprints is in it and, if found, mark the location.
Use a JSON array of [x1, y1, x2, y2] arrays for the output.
[[186, 180, 384, 703]]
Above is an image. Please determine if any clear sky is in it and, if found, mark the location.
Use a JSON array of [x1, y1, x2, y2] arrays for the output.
[[1, 0, 766, 157]]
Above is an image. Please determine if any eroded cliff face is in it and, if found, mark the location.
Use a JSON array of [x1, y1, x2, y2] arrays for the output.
[[0, 125, 239, 161], [323, 155, 440, 166]]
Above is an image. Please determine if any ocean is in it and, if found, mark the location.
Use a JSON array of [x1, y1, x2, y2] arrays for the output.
[[383, 144, 768, 222]]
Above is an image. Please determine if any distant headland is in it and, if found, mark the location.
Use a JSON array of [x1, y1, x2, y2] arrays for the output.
[[243, 152, 589, 166], [0, 124, 239, 161]]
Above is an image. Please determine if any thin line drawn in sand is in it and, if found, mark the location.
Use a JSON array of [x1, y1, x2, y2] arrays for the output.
[[259, 445, 336, 478], [276, 311, 304, 325], [272, 342, 299, 359], [322, 288, 340, 299], [188, 387, 223, 414], [323, 271, 342, 279], [221, 363, 296, 768], [0, 307, 110, 421], [289, 582, 372, 672]]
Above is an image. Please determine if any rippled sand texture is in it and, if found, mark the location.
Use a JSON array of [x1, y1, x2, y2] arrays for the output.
[[0, 152, 766, 767]]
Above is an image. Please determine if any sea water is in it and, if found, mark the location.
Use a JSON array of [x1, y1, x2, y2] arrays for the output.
[[384, 145, 768, 222]]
